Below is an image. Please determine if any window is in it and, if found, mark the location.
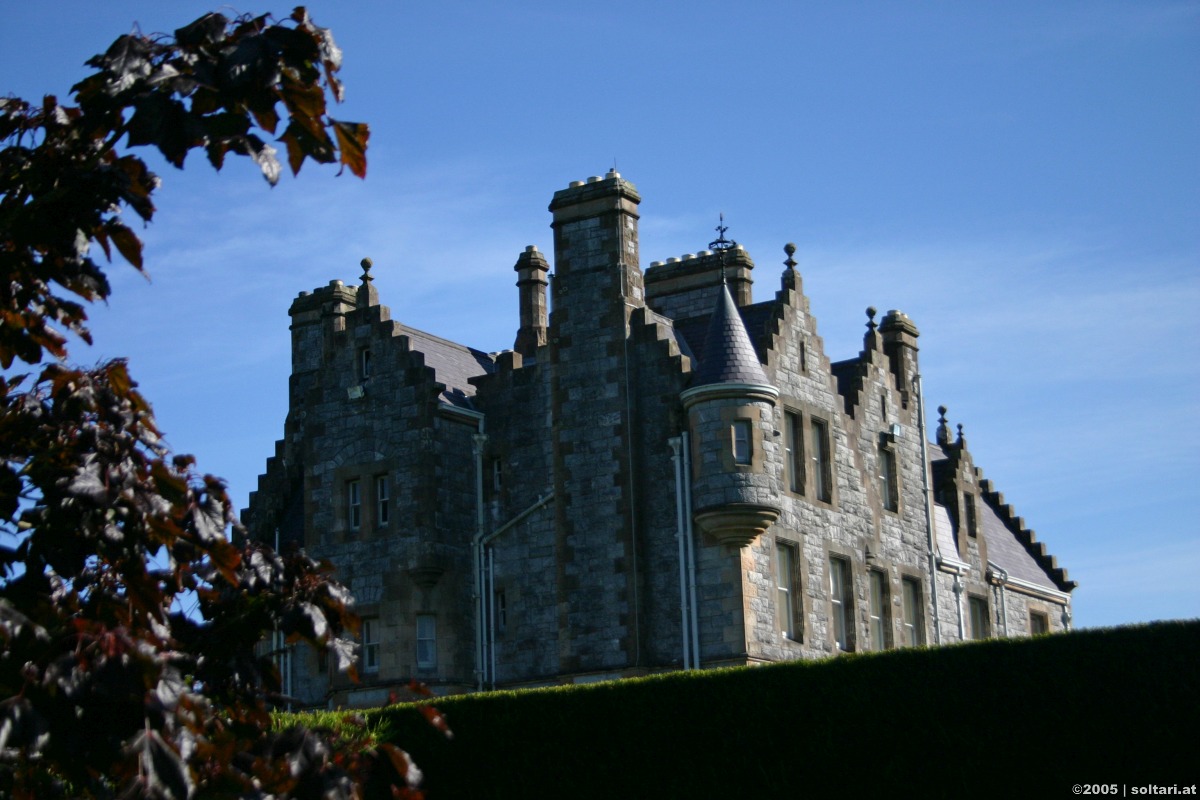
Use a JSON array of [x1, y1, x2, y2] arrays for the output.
[[491, 457, 503, 494], [776, 542, 800, 641], [361, 617, 379, 673], [901, 577, 924, 646], [347, 480, 362, 530], [416, 614, 437, 669], [879, 445, 898, 512], [1030, 611, 1049, 636], [969, 595, 990, 639], [732, 420, 752, 465], [829, 556, 853, 652], [869, 569, 890, 650], [811, 418, 832, 503], [359, 347, 372, 379], [494, 590, 507, 636], [963, 492, 978, 538], [799, 342, 807, 373], [784, 411, 804, 494], [375, 475, 389, 527]]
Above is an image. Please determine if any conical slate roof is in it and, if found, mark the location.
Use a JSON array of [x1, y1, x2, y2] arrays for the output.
[[694, 283, 771, 387]]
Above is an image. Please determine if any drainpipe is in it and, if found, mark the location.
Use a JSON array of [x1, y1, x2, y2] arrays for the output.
[[681, 431, 700, 668], [488, 547, 496, 688], [953, 574, 966, 640], [446, 410, 485, 691], [273, 526, 292, 710], [913, 373, 942, 645], [669, 436, 691, 668], [475, 490, 554, 689]]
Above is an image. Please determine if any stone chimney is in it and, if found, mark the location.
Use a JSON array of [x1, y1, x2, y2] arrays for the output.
[[879, 309, 919, 408], [513, 245, 549, 358]]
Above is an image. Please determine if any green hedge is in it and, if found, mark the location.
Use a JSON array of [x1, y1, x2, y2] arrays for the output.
[[356, 621, 1198, 798]]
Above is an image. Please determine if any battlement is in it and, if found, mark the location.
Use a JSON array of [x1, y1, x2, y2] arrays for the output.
[[645, 247, 754, 320]]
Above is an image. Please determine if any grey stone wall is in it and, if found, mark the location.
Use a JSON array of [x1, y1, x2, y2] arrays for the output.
[[245, 175, 1073, 707]]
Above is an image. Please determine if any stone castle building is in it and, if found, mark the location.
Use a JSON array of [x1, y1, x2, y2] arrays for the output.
[[246, 171, 1075, 707]]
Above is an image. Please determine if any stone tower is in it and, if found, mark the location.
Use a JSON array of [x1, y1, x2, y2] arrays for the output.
[[546, 170, 646, 673]]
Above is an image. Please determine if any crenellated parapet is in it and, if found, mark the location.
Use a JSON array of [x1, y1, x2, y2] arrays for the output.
[[645, 246, 754, 320]]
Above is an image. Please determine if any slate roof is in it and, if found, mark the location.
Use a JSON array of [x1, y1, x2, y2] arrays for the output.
[[682, 284, 771, 387], [398, 324, 495, 408], [932, 504, 964, 566], [979, 501, 1061, 591], [929, 475, 1060, 593]]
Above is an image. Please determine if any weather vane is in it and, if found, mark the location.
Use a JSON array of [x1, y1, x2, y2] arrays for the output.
[[709, 213, 737, 283]]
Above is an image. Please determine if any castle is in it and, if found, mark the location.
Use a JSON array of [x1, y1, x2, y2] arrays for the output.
[[246, 171, 1076, 707]]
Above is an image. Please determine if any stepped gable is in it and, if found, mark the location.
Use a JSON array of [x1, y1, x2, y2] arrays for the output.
[[829, 356, 866, 415], [978, 477, 1076, 592], [928, 442, 1075, 593], [980, 503, 1062, 591], [689, 283, 771, 387], [394, 323, 495, 408]]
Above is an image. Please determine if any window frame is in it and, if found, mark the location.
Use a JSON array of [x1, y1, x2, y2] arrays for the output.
[[868, 569, 890, 650], [969, 595, 990, 640], [494, 589, 507, 637], [879, 444, 898, 513], [358, 346, 372, 380], [732, 419, 753, 466], [1030, 610, 1049, 636], [901, 577, 925, 646], [361, 616, 380, 674], [375, 474, 389, 527], [784, 410, 805, 495], [776, 541, 801, 641], [811, 417, 832, 503], [416, 614, 437, 670], [347, 479, 362, 531], [829, 555, 854, 652]]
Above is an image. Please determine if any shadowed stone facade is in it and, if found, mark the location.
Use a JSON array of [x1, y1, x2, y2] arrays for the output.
[[246, 171, 1076, 706]]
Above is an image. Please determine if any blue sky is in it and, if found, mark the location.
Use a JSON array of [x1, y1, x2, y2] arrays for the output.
[[2, 1, 1197, 628]]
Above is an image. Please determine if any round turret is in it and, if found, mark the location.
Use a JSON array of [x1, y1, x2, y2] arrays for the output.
[[682, 284, 781, 547]]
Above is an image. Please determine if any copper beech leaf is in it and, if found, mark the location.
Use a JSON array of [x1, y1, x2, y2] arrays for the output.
[[332, 119, 369, 178], [0, 10, 391, 797], [107, 222, 143, 270]]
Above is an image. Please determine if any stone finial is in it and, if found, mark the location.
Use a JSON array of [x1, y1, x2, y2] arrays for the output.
[[783, 242, 797, 271], [956, 423, 967, 450], [936, 405, 951, 446], [866, 306, 877, 333], [356, 257, 379, 308]]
